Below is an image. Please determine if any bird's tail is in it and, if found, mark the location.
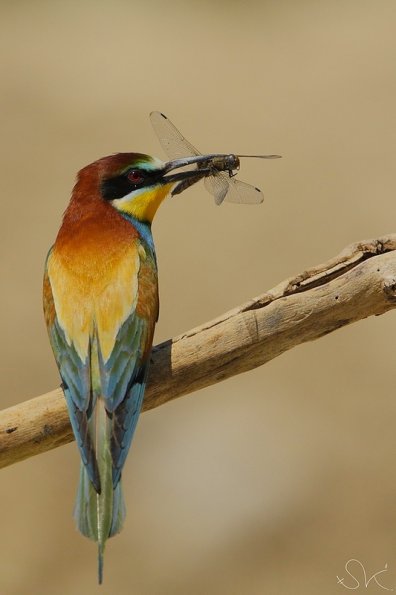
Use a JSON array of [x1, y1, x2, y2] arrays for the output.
[[73, 397, 125, 584]]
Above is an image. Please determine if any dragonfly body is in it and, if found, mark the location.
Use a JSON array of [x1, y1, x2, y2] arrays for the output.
[[150, 111, 280, 204], [202, 154, 240, 176], [191, 153, 240, 173]]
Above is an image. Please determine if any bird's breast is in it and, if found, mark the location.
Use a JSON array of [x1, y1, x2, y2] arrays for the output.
[[48, 219, 142, 361]]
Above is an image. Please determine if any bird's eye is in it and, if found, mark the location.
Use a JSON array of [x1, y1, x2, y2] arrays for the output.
[[127, 170, 145, 184]]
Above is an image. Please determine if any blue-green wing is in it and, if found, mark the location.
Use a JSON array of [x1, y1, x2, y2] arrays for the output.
[[99, 310, 153, 487], [43, 268, 101, 492]]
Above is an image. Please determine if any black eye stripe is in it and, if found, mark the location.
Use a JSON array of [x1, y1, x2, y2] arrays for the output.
[[101, 176, 135, 200], [101, 169, 162, 201]]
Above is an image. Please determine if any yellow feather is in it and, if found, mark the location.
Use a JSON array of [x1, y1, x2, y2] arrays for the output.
[[113, 183, 173, 223], [48, 243, 140, 361]]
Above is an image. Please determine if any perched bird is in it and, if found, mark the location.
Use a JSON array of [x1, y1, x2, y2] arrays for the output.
[[43, 151, 213, 582]]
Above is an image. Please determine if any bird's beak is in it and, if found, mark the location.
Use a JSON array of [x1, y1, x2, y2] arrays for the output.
[[162, 155, 218, 196], [162, 155, 212, 180]]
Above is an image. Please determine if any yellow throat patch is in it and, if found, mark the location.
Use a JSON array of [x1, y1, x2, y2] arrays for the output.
[[113, 183, 173, 223]]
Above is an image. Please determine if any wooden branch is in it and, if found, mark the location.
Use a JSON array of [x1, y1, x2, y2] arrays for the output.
[[2, 235, 396, 470]]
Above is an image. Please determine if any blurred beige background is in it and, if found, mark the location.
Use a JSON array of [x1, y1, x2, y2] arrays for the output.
[[1, 1, 396, 593]]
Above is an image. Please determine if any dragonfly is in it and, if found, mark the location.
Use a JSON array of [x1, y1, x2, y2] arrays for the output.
[[150, 111, 281, 205]]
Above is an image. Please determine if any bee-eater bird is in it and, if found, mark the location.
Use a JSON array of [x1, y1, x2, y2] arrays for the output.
[[43, 152, 214, 583]]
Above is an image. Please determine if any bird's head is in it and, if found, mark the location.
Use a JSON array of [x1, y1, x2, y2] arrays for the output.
[[74, 152, 209, 224]]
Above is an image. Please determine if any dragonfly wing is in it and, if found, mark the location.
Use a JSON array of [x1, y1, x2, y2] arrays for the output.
[[205, 174, 264, 205], [150, 111, 201, 159], [224, 178, 264, 204], [204, 173, 230, 205], [150, 112, 265, 205]]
